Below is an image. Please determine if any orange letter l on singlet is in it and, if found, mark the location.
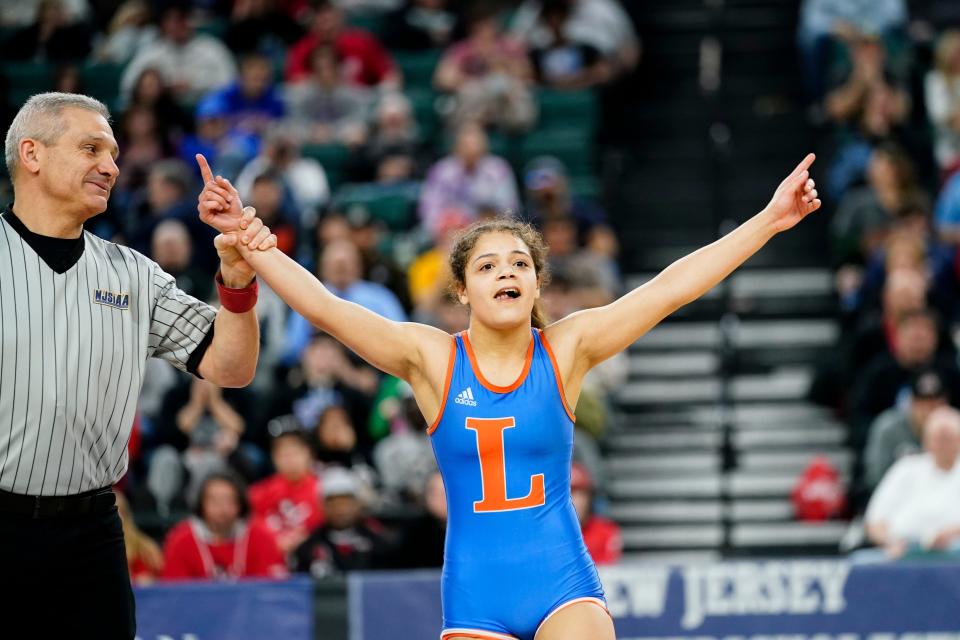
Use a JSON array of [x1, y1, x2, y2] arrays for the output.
[[466, 417, 545, 513]]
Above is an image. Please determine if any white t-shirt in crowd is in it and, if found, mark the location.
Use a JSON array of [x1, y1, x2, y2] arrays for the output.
[[865, 453, 960, 545]]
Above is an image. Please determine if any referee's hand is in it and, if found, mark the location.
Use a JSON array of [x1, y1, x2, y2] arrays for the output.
[[196, 153, 245, 233], [215, 207, 277, 282]]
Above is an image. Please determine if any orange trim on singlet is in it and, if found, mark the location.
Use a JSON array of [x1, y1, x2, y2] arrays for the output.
[[441, 630, 519, 640], [535, 597, 611, 638], [461, 330, 534, 394], [427, 336, 458, 435], [536, 329, 577, 423]]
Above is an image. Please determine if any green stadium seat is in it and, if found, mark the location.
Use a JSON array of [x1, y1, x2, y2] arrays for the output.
[[302, 143, 352, 189], [569, 175, 600, 199], [518, 127, 594, 176], [80, 61, 126, 112], [536, 89, 598, 134], [1, 62, 56, 108], [347, 13, 388, 38], [0, 26, 17, 48], [332, 182, 419, 231], [406, 88, 441, 143], [195, 18, 228, 40], [394, 50, 442, 90]]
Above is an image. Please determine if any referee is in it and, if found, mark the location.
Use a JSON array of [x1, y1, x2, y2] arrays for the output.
[[0, 93, 273, 637]]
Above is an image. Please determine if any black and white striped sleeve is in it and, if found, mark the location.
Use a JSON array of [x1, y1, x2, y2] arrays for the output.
[[147, 266, 217, 374]]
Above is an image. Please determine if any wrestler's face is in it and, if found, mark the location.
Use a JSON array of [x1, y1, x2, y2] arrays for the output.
[[30, 107, 119, 220], [459, 231, 540, 331]]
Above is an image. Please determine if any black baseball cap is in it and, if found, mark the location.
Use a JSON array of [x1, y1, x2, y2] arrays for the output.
[[911, 370, 947, 399]]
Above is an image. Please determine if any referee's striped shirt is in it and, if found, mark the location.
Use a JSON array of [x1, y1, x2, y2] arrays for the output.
[[0, 209, 217, 496]]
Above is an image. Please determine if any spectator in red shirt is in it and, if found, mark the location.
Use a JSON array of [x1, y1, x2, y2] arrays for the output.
[[162, 472, 287, 581], [571, 462, 622, 565], [293, 467, 392, 576], [249, 428, 324, 554], [285, 0, 399, 88]]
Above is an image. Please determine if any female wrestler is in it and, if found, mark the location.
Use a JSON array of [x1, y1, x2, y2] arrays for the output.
[[197, 153, 821, 640]]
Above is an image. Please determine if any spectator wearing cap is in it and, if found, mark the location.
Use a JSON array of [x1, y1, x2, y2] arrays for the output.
[[571, 462, 622, 565], [162, 472, 287, 580], [525, 156, 620, 295], [864, 370, 949, 492], [178, 94, 260, 183], [249, 429, 324, 554], [285, 0, 399, 88], [418, 122, 520, 235], [293, 467, 392, 576], [205, 53, 286, 139], [851, 308, 960, 449], [861, 406, 960, 560], [121, 2, 237, 104], [524, 156, 607, 236]]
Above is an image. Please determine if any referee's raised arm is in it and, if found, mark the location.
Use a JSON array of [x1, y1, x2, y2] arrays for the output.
[[186, 154, 277, 388]]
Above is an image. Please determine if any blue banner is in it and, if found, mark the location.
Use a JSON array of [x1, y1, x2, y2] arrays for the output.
[[348, 570, 443, 640], [135, 577, 314, 640], [349, 562, 960, 640]]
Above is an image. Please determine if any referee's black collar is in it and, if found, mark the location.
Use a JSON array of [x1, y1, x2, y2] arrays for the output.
[[1, 206, 86, 274]]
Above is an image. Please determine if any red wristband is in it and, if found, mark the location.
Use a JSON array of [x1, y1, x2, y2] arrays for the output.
[[216, 271, 258, 313]]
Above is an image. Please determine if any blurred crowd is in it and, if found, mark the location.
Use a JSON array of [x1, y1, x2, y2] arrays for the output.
[[0, 0, 635, 581], [799, 0, 960, 560]]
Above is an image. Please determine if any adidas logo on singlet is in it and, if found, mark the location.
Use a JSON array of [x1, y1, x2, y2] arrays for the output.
[[454, 387, 478, 406]]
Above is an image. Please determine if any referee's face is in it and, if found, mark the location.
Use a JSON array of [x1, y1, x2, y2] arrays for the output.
[[40, 107, 119, 219]]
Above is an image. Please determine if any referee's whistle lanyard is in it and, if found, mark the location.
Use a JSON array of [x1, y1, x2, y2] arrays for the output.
[[189, 518, 249, 579]]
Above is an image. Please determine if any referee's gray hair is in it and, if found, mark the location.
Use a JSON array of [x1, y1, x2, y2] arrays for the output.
[[4, 92, 111, 178]]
